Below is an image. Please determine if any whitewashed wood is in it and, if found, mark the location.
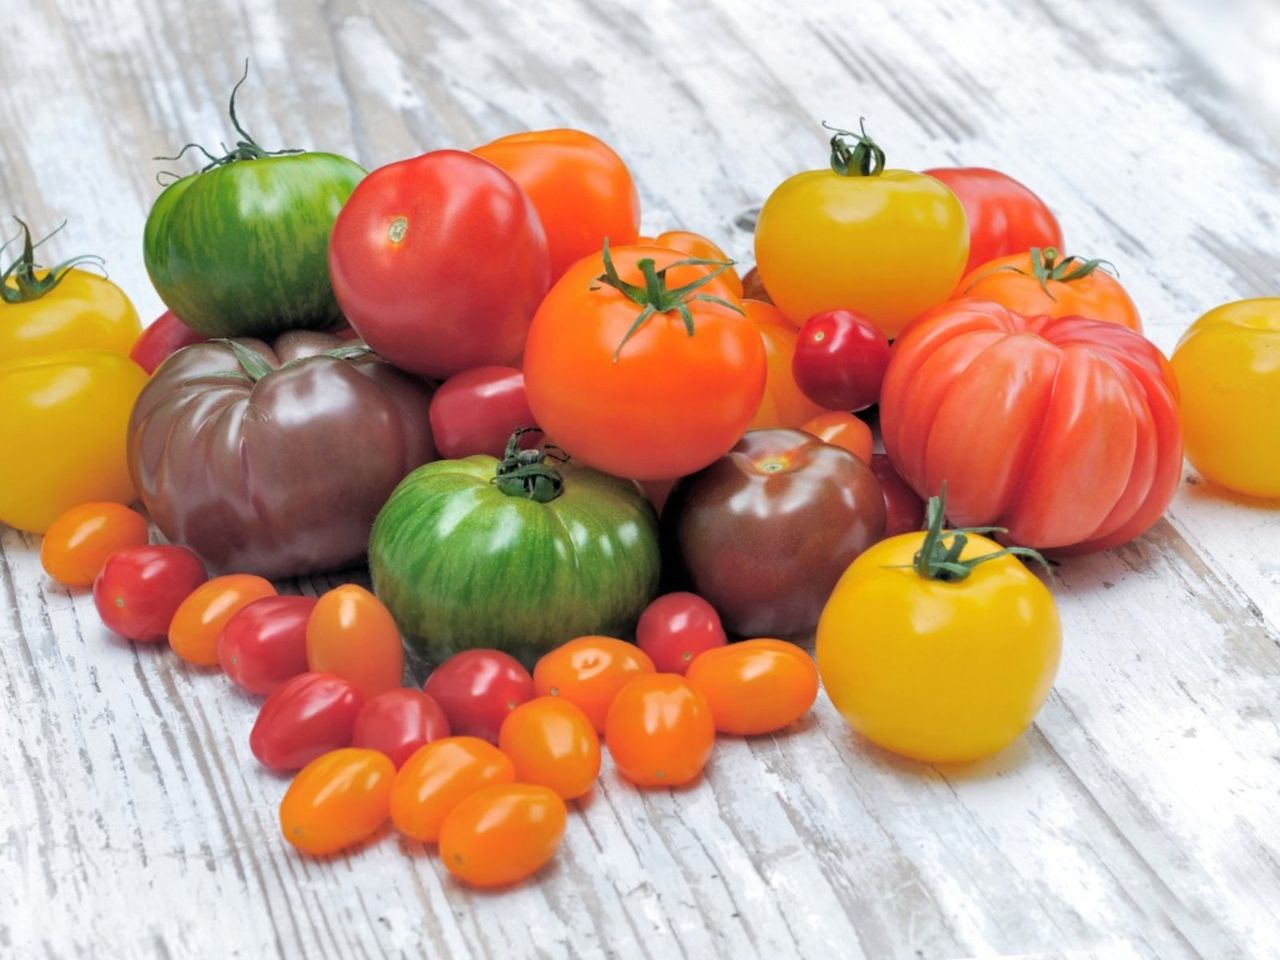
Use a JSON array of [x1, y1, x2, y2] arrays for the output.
[[2, 0, 1280, 957]]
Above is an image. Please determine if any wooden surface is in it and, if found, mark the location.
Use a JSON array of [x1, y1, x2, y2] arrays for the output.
[[3, 1, 1279, 957]]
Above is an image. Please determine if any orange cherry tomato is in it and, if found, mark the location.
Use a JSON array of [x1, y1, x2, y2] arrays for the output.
[[306, 584, 405, 700], [168, 574, 276, 666], [279, 748, 394, 856], [801, 411, 873, 463], [438, 783, 567, 888], [533, 636, 655, 733], [40, 502, 148, 587], [604, 675, 715, 788], [650, 230, 744, 299], [498, 697, 600, 799], [745, 300, 827, 430], [686, 639, 819, 735], [389, 736, 515, 843]]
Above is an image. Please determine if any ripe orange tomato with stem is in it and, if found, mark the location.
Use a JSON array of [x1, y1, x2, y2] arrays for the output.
[[533, 636, 655, 733], [279, 748, 394, 856], [650, 231, 744, 298], [498, 697, 600, 799], [604, 675, 715, 787], [686, 639, 819, 735], [306, 584, 404, 700], [168, 574, 276, 667], [388, 737, 514, 843], [438, 783, 567, 888], [41, 502, 148, 587]]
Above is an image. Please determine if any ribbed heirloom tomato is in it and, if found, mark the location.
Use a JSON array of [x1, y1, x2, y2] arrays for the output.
[[532, 636, 655, 733]]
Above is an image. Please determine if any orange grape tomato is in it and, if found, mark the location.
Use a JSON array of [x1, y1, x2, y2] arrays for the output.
[[745, 300, 827, 430], [801, 411, 873, 463], [533, 636, 655, 733], [438, 783, 567, 888], [279, 748, 394, 856], [40, 501, 148, 587], [604, 674, 715, 788], [306, 584, 405, 700], [498, 697, 600, 800], [168, 574, 276, 667], [685, 639, 819, 735], [651, 230, 744, 298], [389, 736, 515, 843]]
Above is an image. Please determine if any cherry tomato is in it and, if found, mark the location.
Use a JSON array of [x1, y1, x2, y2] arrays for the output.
[[41, 502, 148, 588], [800, 411, 873, 464], [635, 593, 727, 674], [168, 574, 276, 667], [353, 689, 451, 768], [792, 309, 891, 411], [438, 783, 566, 888], [685, 639, 818, 735], [498, 697, 600, 799], [423, 649, 535, 743], [93, 545, 207, 643], [128, 310, 208, 374], [280, 748, 394, 856], [389, 736, 515, 843], [869, 454, 925, 537], [429, 366, 537, 459], [604, 675, 715, 787], [250, 672, 364, 772], [745, 300, 827, 430], [532, 635, 655, 733], [650, 230, 744, 298], [306, 584, 405, 700], [218, 595, 318, 696]]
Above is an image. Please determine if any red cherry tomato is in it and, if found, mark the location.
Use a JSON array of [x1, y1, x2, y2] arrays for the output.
[[635, 592, 727, 674], [423, 649, 535, 744], [41, 502, 149, 588], [218, 595, 318, 696], [353, 689, 451, 768], [869, 453, 925, 537], [280, 748, 394, 856], [604, 675, 715, 787], [428, 366, 537, 459], [251, 672, 364, 772], [93, 545, 207, 643], [128, 310, 208, 374], [792, 309, 891, 411]]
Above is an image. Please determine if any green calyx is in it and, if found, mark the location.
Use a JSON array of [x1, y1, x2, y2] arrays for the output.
[[492, 428, 568, 503], [0, 218, 103, 304], [909, 487, 1052, 582], [1009, 246, 1116, 300], [218, 339, 375, 382], [824, 119, 885, 177]]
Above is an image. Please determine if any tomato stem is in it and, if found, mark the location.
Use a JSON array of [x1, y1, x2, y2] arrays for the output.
[[984, 246, 1117, 301], [0, 218, 104, 304], [823, 119, 885, 177], [492, 428, 569, 503], [908, 486, 1053, 582]]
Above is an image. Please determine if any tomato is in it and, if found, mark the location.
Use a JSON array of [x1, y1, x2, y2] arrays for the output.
[[650, 231, 744, 299], [473, 129, 639, 281], [741, 266, 771, 304], [218, 595, 318, 696], [869, 454, 925, 537], [389, 736, 515, 843], [1171, 298, 1280, 498], [168, 574, 276, 667], [800, 411, 873, 464], [423, 649, 535, 744], [306, 585, 405, 700], [352, 689, 451, 768], [533, 636, 655, 733], [745, 300, 827, 429], [635, 593, 727, 675], [438, 783, 567, 888], [958, 248, 1141, 331], [279, 748, 393, 856], [604, 675, 715, 787], [329, 150, 550, 379], [251, 672, 364, 772], [128, 310, 208, 374], [754, 123, 968, 337], [93, 545, 207, 643], [792, 309, 890, 411], [881, 301, 1182, 552], [523, 243, 766, 480], [498, 697, 600, 799], [686, 639, 818, 735], [429, 366, 536, 460], [817, 495, 1061, 762], [923, 167, 1063, 275], [40, 502, 148, 588]]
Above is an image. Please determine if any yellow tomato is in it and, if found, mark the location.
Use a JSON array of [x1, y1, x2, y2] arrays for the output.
[[745, 300, 827, 430], [2, 268, 140, 361], [1171, 298, 1280, 498]]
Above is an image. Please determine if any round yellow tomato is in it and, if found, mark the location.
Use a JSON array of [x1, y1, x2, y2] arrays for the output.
[[3, 267, 140, 361]]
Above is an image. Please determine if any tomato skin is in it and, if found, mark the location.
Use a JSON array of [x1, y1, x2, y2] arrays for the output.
[[745, 300, 828, 430], [532, 636, 655, 733], [635, 593, 727, 675], [423, 649, 536, 744], [800, 411, 873, 464], [498, 697, 600, 799], [41, 502, 149, 588], [650, 231, 744, 299], [352, 689, 451, 768], [93, 545, 208, 643], [429, 366, 536, 460], [218, 595, 318, 696], [792, 309, 890, 411], [958, 251, 1141, 331], [604, 675, 715, 787], [128, 310, 208, 374], [306, 585, 405, 701], [686, 639, 818, 735], [389, 737, 515, 843], [280, 748, 394, 856], [438, 783, 567, 888], [251, 672, 364, 772], [869, 454, 925, 537], [168, 574, 277, 667]]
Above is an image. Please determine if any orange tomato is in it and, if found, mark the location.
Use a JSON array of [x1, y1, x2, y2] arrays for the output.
[[745, 300, 827, 430], [168, 574, 276, 666], [604, 674, 715, 787], [388, 736, 515, 843], [306, 584, 404, 700], [438, 783, 567, 888], [279, 748, 394, 856], [686, 639, 819, 735], [40, 502, 148, 587], [498, 697, 600, 799], [533, 635, 655, 733], [650, 230, 744, 298], [801, 411, 873, 463]]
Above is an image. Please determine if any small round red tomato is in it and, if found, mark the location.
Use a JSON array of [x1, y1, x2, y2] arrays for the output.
[[685, 639, 818, 735], [306, 584, 405, 700], [353, 689, 451, 768], [869, 454, 925, 537], [219, 595, 319, 696], [604, 675, 715, 787], [41, 502, 149, 588], [423, 649, 535, 743], [533, 635, 655, 733], [389, 736, 515, 842], [168, 574, 276, 667], [498, 697, 600, 799], [93, 545, 207, 643], [635, 593, 727, 675], [650, 230, 744, 298], [800, 411, 873, 463], [438, 783, 567, 888], [251, 672, 364, 772], [429, 366, 537, 459], [792, 309, 890, 411], [280, 748, 394, 856], [128, 310, 208, 374], [745, 300, 827, 430]]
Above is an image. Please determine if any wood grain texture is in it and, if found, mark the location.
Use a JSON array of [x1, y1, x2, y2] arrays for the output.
[[2, 0, 1279, 957]]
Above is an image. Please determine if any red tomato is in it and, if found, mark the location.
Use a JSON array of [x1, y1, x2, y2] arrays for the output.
[[605, 675, 715, 787], [881, 301, 1182, 551], [306, 585, 404, 700], [792, 309, 891, 411], [635, 593, 727, 675], [251, 672, 364, 772], [498, 697, 600, 799], [869, 454, 925, 537], [958, 249, 1141, 331], [329, 150, 550, 379], [800, 411, 873, 464], [168, 574, 277, 667], [745, 300, 827, 430], [218, 595, 318, 696], [352, 689, 451, 768], [650, 231, 744, 298], [280, 748, 394, 856], [438, 783, 567, 888], [423, 649, 535, 744], [428, 366, 537, 460], [533, 636, 655, 733], [93, 545, 207, 643], [389, 736, 515, 843], [685, 639, 818, 735], [41, 502, 149, 588], [128, 310, 208, 374]]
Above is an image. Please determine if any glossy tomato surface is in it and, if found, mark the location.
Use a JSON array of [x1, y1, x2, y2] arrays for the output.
[[498, 697, 600, 799], [93, 545, 207, 643], [251, 672, 364, 772], [219, 595, 319, 696], [923, 167, 1063, 274], [306, 585, 404, 700], [389, 736, 515, 843], [532, 636, 655, 733], [792, 309, 890, 411], [280, 748, 394, 855], [745, 300, 827, 430], [869, 454, 926, 537], [438, 783, 567, 888], [429, 366, 536, 460], [686, 639, 819, 735], [41, 502, 148, 588], [168, 574, 276, 667], [604, 675, 715, 787], [635, 593, 727, 675], [958, 249, 1141, 331], [128, 310, 208, 374], [800, 411, 873, 464], [352, 689, 451, 768], [423, 649, 535, 744]]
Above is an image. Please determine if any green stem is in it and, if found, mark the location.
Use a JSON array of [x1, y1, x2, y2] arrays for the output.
[[0, 218, 104, 305], [908, 485, 1053, 582], [823, 119, 886, 177], [995, 246, 1117, 301], [222, 339, 274, 381], [491, 428, 568, 503]]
